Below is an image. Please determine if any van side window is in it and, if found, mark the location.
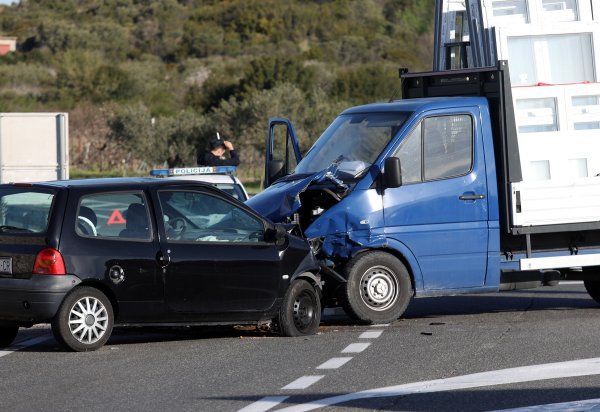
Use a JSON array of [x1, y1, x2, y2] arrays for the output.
[[397, 123, 422, 184], [395, 115, 473, 183], [423, 115, 473, 180]]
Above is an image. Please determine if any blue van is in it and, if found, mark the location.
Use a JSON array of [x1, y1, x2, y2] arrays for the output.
[[247, 62, 600, 324]]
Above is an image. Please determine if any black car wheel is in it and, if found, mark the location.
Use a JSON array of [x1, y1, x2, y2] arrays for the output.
[[278, 279, 321, 337], [52, 286, 114, 352], [341, 251, 412, 324], [0, 326, 18, 347], [584, 279, 600, 303]]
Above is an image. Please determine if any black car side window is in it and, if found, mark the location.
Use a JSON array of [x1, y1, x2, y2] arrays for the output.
[[158, 190, 264, 243], [76, 192, 152, 241]]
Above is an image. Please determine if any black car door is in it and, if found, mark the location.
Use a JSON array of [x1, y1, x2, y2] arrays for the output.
[[150, 186, 283, 317], [60, 188, 165, 322]]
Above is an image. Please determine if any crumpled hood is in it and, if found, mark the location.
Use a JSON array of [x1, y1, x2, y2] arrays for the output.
[[245, 172, 322, 222]]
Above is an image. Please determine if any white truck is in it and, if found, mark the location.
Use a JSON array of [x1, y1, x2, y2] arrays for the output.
[[0, 113, 69, 183]]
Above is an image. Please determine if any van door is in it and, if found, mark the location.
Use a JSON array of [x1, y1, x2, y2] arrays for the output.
[[264, 118, 303, 187], [383, 108, 489, 290]]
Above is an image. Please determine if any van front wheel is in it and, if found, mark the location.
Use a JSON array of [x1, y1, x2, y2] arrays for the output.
[[341, 251, 412, 324]]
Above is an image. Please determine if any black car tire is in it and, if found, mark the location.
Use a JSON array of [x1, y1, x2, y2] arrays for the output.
[[584, 279, 600, 303], [341, 251, 412, 324], [0, 326, 18, 347], [51, 286, 114, 352], [278, 279, 321, 337]]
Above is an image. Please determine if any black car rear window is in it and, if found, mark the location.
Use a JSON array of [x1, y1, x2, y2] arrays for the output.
[[0, 188, 55, 233]]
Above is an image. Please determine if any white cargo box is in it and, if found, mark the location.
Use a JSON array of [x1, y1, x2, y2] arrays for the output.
[[512, 177, 600, 227]]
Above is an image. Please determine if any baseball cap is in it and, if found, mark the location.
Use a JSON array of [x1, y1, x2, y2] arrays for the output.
[[209, 138, 226, 149]]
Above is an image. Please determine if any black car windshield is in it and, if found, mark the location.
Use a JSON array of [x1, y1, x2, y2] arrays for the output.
[[293, 112, 411, 178], [0, 188, 55, 233]]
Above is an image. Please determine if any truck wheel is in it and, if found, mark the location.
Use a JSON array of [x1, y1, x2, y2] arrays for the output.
[[584, 280, 600, 303], [0, 326, 18, 347], [278, 279, 321, 337], [51, 286, 114, 352], [341, 251, 412, 324]]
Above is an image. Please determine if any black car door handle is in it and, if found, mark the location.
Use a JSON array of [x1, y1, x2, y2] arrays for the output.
[[459, 194, 486, 201], [156, 251, 171, 268]]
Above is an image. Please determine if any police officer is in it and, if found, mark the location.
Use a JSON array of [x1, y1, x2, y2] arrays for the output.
[[197, 135, 241, 167]]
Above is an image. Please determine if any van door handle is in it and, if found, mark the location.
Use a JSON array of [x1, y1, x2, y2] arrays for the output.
[[459, 194, 486, 201]]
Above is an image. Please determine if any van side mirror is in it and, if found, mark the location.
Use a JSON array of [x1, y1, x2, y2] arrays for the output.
[[384, 157, 402, 188]]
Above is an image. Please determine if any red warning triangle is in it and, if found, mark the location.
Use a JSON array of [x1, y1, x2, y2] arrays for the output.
[[107, 209, 126, 225]]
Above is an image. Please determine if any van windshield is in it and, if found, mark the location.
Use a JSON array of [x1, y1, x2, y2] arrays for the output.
[[293, 112, 411, 178], [0, 189, 55, 233]]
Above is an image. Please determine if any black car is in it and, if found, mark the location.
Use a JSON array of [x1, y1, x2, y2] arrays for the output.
[[0, 178, 321, 351]]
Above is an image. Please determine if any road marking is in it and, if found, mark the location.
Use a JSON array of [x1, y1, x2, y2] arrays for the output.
[[359, 330, 383, 339], [370, 324, 389, 327], [341, 342, 371, 353], [559, 281, 583, 285], [275, 357, 600, 411], [281, 376, 325, 390], [0, 335, 52, 358], [490, 398, 600, 411], [237, 396, 289, 412], [316, 357, 353, 370]]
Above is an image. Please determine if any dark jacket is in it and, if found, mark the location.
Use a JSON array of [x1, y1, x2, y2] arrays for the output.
[[197, 150, 241, 167]]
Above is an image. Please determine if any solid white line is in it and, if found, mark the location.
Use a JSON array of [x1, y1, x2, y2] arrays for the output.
[[316, 357, 353, 370], [276, 357, 600, 411], [281, 375, 325, 390], [0, 335, 52, 358], [341, 342, 371, 353], [237, 396, 289, 412], [359, 330, 383, 339], [489, 398, 600, 411]]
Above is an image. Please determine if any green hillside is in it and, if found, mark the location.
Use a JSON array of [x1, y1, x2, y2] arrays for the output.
[[0, 0, 435, 180]]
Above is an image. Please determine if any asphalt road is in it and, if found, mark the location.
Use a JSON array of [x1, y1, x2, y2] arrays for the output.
[[2, 282, 600, 411]]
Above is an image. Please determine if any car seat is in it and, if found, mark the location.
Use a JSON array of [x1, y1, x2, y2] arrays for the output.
[[119, 203, 150, 239], [77, 206, 98, 236]]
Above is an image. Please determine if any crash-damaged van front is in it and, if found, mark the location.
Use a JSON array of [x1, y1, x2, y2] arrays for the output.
[[247, 107, 415, 324]]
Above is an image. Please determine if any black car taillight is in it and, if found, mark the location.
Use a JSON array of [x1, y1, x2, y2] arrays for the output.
[[33, 248, 66, 275]]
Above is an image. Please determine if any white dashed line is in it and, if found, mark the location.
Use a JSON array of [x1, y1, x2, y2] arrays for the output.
[[370, 323, 389, 327], [0, 335, 52, 358], [359, 330, 383, 339], [316, 357, 353, 370], [489, 398, 600, 411], [237, 396, 289, 412], [341, 342, 371, 353], [281, 375, 325, 390], [275, 357, 600, 411]]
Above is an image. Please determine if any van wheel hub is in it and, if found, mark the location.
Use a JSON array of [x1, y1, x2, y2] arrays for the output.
[[360, 266, 398, 311]]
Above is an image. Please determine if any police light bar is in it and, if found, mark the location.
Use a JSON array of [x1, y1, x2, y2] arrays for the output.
[[150, 166, 237, 177]]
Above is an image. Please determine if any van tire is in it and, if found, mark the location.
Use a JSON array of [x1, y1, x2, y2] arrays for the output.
[[0, 326, 18, 347], [52, 286, 114, 352], [341, 251, 412, 324], [584, 279, 600, 303]]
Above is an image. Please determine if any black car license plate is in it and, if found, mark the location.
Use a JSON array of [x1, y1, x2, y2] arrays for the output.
[[0, 257, 12, 275]]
